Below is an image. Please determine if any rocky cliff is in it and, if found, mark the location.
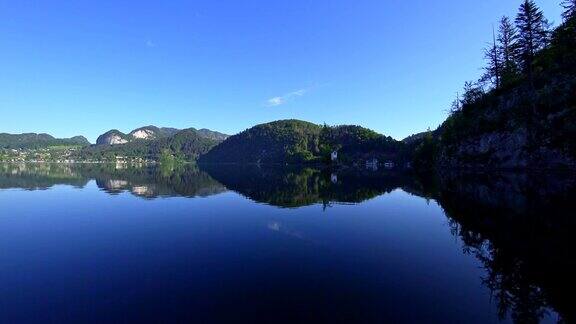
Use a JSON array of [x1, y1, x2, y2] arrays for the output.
[[96, 126, 227, 146]]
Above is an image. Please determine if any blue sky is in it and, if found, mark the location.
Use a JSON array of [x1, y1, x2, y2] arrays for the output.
[[0, 0, 563, 142]]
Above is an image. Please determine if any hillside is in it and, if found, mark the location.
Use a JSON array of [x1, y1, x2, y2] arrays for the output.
[[0, 133, 90, 149], [96, 125, 228, 145], [319, 125, 404, 164], [78, 128, 222, 161], [412, 6, 576, 170], [199, 120, 322, 164], [199, 119, 405, 165]]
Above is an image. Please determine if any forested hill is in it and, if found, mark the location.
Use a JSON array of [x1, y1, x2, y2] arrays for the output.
[[0, 133, 90, 149], [76, 128, 222, 162], [199, 119, 404, 165], [95, 125, 228, 145], [412, 0, 576, 170]]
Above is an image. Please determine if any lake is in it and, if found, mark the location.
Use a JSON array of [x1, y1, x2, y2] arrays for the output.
[[0, 163, 573, 323]]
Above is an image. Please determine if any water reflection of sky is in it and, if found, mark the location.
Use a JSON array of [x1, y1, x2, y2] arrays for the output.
[[0, 164, 573, 323]]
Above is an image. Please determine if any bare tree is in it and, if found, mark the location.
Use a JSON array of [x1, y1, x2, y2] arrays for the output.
[[484, 25, 502, 89]]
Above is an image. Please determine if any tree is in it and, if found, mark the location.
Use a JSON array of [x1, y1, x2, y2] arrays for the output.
[[461, 81, 484, 107], [412, 130, 438, 171], [515, 0, 549, 81], [497, 16, 520, 82], [483, 25, 502, 88], [562, 0, 576, 21], [449, 92, 461, 114]]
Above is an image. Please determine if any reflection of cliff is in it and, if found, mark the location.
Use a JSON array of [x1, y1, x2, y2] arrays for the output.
[[2, 162, 574, 322], [200, 164, 408, 208], [0, 163, 89, 190], [0, 163, 227, 199], [409, 172, 576, 323], [85, 164, 227, 199]]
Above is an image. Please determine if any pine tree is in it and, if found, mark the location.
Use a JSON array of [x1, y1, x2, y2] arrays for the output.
[[497, 16, 520, 82], [515, 0, 549, 81], [483, 26, 502, 88], [449, 92, 461, 114], [562, 0, 576, 21], [461, 82, 484, 106]]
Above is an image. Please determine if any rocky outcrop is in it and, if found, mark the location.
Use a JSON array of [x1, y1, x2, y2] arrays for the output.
[[130, 129, 155, 139], [96, 126, 227, 146], [438, 128, 576, 170], [95, 130, 130, 145]]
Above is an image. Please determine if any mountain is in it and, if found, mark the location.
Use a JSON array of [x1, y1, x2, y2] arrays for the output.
[[195, 128, 229, 141], [96, 125, 227, 145], [79, 128, 223, 161], [128, 126, 179, 140], [199, 119, 404, 165], [199, 120, 323, 164], [96, 130, 132, 145], [0, 133, 90, 149], [320, 125, 404, 164]]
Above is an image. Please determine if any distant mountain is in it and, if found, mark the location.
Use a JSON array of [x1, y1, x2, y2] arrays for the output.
[[79, 128, 224, 161], [195, 128, 229, 142], [96, 130, 132, 145], [96, 125, 228, 145], [199, 119, 404, 165], [128, 126, 179, 140], [402, 132, 430, 145], [0, 133, 90, 149]]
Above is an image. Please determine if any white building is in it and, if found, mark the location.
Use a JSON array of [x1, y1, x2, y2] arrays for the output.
[[331, 151, 338, 162], [366, 158, 379, 170]]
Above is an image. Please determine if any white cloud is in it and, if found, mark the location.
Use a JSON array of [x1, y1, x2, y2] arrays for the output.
[[266, 88, 308, 107], [146, 40, 156, 48]]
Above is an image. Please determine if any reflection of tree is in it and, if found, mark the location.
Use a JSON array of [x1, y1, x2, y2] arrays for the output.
[[200, 164, 408, 208], [425, 172, 576, 323], [86, 163, 227, 199], [0, 163, 227, 199], [0, 163, 89, 190], [2, 163, 574, 322]]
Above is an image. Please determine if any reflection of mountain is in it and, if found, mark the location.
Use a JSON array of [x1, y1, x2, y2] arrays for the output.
[[0, 163, 89, 190], [1, 162, 574, 322], [87, 164, 227, 199], [0, 163, 227, 199], [405, 172, 576, 323], [200, 164, 408, 208]]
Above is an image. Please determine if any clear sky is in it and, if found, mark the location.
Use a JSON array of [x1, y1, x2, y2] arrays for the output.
[[0, 0, 564, 142]]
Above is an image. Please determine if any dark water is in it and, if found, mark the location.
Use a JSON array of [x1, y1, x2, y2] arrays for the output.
[[0, 163, 574, 323]]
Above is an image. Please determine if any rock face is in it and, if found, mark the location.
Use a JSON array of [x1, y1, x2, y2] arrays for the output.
[[95, 126, 229, 146], [128, 126, 179, 141], [130, 129, 155, 139], [96, 130, 130, 145], [438, 128, 576, 170]]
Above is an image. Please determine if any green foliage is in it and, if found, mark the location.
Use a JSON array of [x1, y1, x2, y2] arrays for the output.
[[515, 0, 550, 75], [412, 132, 439, 171], [201, 164, 409, 208], [200, 120, 323, 164], [200, 120, 405, 165], [436, 2, 576, 168], [562, 0, 576, 21], [76, 128, 220, 162], [0, 133, 89, 149]]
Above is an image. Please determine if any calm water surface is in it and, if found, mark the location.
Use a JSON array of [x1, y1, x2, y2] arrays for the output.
[[0, 163, 573, 323]]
